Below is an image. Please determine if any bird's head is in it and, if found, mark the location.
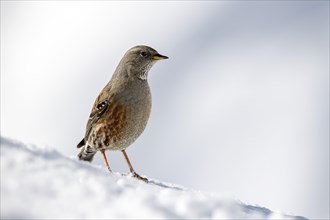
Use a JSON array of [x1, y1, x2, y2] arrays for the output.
[[122, 45, 168, 80]]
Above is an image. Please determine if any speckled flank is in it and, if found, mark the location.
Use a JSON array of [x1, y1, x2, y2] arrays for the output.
[[91, 104, 129, 150]]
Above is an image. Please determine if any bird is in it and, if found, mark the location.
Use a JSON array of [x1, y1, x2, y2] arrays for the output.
[[77, 45, 168, 182]]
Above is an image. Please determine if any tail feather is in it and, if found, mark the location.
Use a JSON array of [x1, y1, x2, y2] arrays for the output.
[[78, 145, 96, 162], [77, 138, 85, 148]]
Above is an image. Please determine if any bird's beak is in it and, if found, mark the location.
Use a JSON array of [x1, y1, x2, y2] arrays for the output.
[[152, 54, 168, 60]]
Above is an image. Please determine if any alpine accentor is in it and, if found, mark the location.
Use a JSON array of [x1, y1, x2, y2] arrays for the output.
[[77, 45, 168, 182]]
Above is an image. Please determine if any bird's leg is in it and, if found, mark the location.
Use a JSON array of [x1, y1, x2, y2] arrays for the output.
[[121, 150, 148, 182], [101, 150, 112, 173]]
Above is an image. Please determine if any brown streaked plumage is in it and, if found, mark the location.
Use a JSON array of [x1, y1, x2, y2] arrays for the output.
[[77, 45, 168, 182]]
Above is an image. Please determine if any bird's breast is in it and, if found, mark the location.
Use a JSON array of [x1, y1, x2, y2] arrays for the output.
[[91, 81, 152, 151]]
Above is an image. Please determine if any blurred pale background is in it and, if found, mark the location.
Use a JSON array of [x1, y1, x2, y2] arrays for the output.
[[1, 1, 329, 219]]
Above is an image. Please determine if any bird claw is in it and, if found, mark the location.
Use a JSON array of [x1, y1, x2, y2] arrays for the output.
[[131, 171, 148, 183], [122, 172, 148, 183]]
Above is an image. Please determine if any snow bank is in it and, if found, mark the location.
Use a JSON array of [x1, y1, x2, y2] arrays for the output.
[[1, 137, 307, 219]]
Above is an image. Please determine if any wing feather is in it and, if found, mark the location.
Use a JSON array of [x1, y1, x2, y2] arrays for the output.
[[84, 99, 110, 141]]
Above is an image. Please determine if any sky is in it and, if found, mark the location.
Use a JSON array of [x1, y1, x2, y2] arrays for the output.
[[1, 1, 329, 219]]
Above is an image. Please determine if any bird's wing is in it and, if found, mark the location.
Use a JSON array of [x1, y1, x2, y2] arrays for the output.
[[76, 90, 111, 149], [84, 98, 110, 142]]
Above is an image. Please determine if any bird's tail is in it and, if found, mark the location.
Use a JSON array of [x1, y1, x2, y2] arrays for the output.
[[77, 140, 96, 162]]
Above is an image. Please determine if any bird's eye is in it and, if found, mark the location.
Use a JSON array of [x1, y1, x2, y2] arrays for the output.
[[140, 51, 148, 57]]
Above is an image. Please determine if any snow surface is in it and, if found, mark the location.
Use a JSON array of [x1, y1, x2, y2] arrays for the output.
[[1, 137, 307, 219]]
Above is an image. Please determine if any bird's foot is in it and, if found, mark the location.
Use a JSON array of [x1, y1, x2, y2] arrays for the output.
[[131, 171, 148, 183]]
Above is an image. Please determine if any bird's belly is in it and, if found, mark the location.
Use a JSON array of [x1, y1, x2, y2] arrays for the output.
[[88, 98, 151, 151]]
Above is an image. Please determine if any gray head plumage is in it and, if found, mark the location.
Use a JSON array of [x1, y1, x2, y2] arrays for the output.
[[117, 45, 168, 80]]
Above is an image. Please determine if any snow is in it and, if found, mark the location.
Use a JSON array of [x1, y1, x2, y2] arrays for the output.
[[1, 137, 307, 219]]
